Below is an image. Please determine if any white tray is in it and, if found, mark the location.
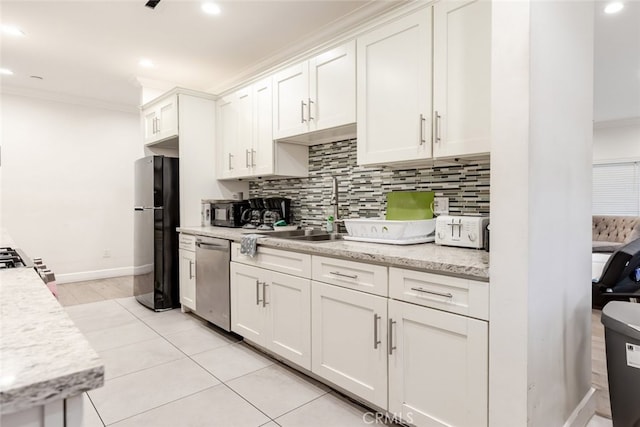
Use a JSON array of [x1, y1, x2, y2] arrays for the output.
[[342, 235, 435, 245]]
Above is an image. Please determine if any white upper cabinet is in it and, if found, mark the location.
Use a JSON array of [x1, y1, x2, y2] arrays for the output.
[[273, 41, 356, 144], [143, 95, 178, 144], [432, 0, 491, 158], [217, 78, 308, 180], [252, 79, 276, 176], [217, 94, 238, 179], [357, 8, 433, 166], [273, 62, 310, 140]]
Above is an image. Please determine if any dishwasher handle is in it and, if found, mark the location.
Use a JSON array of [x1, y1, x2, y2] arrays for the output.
[[196, 241, 229, 251]]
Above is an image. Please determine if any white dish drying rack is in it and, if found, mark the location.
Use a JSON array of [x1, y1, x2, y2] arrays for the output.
[[342, 218, 436, 245]]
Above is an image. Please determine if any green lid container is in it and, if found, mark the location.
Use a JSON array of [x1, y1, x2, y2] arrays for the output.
[[386, 191, 434, 220]]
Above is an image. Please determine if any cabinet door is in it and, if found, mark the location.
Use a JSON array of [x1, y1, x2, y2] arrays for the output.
[[230, 262, 266, 346], [311, 282, 387, 408], [143, 109, 158, 143], [272, 62, 309, 139], [235, 87, 253, 177], [157, 97, 178, 141], [179, 249, 196, 311], [357, 8, 432, 166], [309, 41, 356, 132], [388, 300, 488, 427], [252, 78, 275, 176], [217, 95, 238, 179], [264, 271, 311, 369], [433, 0, 491, 158]]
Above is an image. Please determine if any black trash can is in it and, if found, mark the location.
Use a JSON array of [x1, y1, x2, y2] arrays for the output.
[[601, 301, 640, 427]]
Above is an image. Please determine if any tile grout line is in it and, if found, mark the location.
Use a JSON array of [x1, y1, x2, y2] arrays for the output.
[[85, 392, 107, 427]]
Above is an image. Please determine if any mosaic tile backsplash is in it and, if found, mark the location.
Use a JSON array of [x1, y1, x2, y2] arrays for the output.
[[249, 139, 490, 228]]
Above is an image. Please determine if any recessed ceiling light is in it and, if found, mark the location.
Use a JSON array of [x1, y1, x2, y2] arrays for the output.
[[139, 58, 155, 68], [604, 2, 624, 14], [201, 2, 221, 15], [1, 25, 26, 37], [0, 68, 14, 75]]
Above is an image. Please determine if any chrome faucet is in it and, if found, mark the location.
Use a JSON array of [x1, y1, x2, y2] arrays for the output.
[[330, 176, 339, 221]]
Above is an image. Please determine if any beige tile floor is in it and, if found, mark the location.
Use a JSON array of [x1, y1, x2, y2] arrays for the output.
[[59, 277, 613, 426]]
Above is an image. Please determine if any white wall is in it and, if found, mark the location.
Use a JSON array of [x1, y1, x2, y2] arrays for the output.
[[0, 93, 142, 282], [490, 1, 594, 426], [593, 120, 640, 162]]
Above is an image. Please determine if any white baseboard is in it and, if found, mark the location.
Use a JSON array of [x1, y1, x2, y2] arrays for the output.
[[563, 387, 597, 427], [56, 267, 134, 284]]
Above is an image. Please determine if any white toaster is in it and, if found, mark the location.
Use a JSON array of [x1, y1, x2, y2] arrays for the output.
[[435, 215, 489, 249]]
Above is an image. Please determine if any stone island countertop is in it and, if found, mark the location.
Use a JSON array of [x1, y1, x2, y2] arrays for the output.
[[0, 268, 104, 415], [177, 226, 490, 281]]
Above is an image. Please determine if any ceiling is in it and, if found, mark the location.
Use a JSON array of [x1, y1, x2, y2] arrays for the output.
[[1, 0, 638, 120], [0, 0, 399, 110]]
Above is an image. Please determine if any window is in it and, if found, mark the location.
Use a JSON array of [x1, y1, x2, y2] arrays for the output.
[[592, 161, 640, 215]]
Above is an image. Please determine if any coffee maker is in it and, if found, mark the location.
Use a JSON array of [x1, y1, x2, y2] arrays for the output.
[[241, 198, 267, 228], [242, 197, 292, 230]]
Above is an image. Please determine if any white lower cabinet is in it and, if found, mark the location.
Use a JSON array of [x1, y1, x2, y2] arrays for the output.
[[388, 299, 488, 427], [178, 249, 196, 311], [178, 234, 197, 312], [230, 262, 311, 369], [311, 281, 388, 409]]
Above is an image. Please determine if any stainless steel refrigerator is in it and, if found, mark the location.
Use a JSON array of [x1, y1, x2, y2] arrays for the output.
[[133, 156, 180, 311]]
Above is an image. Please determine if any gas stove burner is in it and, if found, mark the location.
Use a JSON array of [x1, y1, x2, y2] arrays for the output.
[[0, 247, 32, 269]]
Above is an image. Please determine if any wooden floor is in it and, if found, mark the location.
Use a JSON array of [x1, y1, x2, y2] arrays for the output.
[[57, 276, 133, 306], [57, 276, 613, 419], [592, 309, 611, 418]]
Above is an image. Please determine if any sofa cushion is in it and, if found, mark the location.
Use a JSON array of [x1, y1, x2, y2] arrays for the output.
[[592, 216, 640, 244]]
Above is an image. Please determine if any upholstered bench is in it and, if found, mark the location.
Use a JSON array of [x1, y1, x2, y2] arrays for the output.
[[592, 215, 640, 253]]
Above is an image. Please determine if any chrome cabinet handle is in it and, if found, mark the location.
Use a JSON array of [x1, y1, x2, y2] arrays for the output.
[[419, 114, 426, 145], [255, 280, 262, 306], [410, 287, 453, 299], [262, 282, 269, 307], [373, 314, 381, 349], [228, 153, 233, 170], [251, 149, 256, 167], [188, 260, 194, 279], [388, 318, 397, 355], [435, 111, 442, 143], [308, 98, 314, 121], [329, 271, 358, 280], [301, 100, 307, 123], [245, 149, 251, 168]]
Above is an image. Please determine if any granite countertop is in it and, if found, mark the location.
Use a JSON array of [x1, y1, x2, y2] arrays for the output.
[[0, 268, 104, 415], [177, 226, 490, 281]]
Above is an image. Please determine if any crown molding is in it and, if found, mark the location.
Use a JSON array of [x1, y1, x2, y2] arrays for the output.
[[208, 0, 418, 96], [0, 85, 140, 114], [139, 87, 219, 110]]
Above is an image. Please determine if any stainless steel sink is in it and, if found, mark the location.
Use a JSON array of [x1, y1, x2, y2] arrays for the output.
[[264, 229, 343, 242]]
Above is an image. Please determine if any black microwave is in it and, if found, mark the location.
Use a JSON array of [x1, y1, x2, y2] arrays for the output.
[[210, 201, 250, 227]]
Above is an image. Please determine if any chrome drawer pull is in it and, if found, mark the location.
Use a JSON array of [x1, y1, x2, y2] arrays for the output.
[[373, 314, 381, 349], [262, 282, 269, 307], [410, 287, 453, 299], [329, 271, 358, 280], [388, 318, 396, 355], [256, 280, 262, 306]]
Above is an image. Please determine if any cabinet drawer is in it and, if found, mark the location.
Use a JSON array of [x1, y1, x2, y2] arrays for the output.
[[231, 242, 311, 279], [178, 234, 196, 251], [312, 256, 388, 297], [389, 268, 488, 320]]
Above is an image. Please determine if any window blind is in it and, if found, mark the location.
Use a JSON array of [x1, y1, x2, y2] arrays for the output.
[[592, 162, 640, 216]]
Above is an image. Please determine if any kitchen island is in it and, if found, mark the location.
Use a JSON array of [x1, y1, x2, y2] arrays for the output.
[[177, 225, 490, 281], [0, 240, 104, 426]]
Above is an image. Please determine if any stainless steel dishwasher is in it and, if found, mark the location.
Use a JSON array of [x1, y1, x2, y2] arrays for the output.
[[195, 236, 231, 331]]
